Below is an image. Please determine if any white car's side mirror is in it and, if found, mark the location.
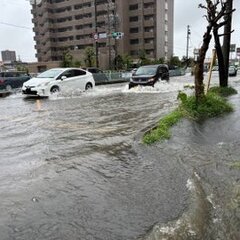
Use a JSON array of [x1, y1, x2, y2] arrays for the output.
[[61, 76, 67, 80]]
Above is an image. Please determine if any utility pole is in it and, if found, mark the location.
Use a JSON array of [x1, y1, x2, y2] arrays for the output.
[[186, 25, 191, 59], [94, 0, 99, 68], [107, 0, 112, 69]]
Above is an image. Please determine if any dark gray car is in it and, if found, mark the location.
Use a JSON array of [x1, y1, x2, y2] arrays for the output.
[[0, 71, 31, 91], [129, 64, 169, 89], [82, 67, 108, 84]]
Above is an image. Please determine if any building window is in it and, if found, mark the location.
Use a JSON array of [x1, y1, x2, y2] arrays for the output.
[[146, 49, 154, 55], [144, 15, 154, 21], [129, 4, 138, 11], [129, 16, 138, 22], [130, 27, 139, 33], [144, 3, 154, 8], [144, 38, 154, 44], [74, 2, 91, 10], [55, 6, 72, 13], [144, 27, 154, 32], [130, 39, 139, 45]]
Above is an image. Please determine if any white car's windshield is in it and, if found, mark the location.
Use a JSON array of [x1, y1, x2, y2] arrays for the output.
[[37, 69, 63, 78], [135, 66, 157, 76]]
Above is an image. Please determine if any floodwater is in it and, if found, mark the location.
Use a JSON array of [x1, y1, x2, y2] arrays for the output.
[[0, 75, 239, 240]]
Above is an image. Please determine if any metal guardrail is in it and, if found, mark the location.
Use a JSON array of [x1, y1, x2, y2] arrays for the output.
[[93, 71, 130, 85], [94, 68, 186, 85]]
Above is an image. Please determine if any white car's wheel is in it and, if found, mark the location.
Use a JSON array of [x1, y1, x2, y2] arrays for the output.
[[85, 83, 92, 91], [50, 86, 60, 94]]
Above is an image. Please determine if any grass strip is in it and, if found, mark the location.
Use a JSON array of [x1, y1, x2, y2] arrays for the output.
[[143, 87, 235, 144]]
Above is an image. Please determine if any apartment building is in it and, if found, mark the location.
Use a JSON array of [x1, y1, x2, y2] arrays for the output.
[[31, 0, 174, 68], [1, 50, 17, 63]]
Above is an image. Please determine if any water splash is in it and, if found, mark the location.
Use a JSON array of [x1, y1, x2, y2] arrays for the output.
[[139, 172, 213, 240]]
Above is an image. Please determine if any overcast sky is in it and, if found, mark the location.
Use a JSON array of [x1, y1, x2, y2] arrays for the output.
[[0, 0, 239, 62]]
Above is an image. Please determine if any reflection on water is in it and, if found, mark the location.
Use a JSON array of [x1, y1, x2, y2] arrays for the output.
[[0, 76, 239, 239]]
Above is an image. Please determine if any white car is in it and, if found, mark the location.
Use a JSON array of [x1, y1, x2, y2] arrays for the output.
[[22, 68, 95, 97]]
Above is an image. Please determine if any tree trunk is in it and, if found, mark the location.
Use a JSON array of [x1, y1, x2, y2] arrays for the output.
[[213, 29, 227, 87], [195, 26, 212, 101], [222, 0, 233, 86]]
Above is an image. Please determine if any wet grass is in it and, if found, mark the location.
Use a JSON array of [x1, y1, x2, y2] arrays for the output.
[[143, 110, 183, 144], [208, 86, 238, 97], [179, 92, 233, 120], [143, 89, 235, 144], [229, 161, 240, 170]]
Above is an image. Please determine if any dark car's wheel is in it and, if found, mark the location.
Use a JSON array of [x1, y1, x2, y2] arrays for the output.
[[85, 83, 92, 91], [50, 86, 60, 94], [161, 75, 169, 82]]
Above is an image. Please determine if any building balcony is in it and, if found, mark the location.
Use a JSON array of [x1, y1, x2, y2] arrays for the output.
[[144, 43, 154, 49], [143, 8, 155, 15], [144, 20, 155, 27], [143, 32, 154, 38]]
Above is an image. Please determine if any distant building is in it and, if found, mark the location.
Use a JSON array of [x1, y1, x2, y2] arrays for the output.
[[1, 50, 17, 63], [30, 0, 174, 69]]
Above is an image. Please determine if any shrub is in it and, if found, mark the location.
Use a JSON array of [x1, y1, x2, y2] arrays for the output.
[[143, 91, 235, 144]]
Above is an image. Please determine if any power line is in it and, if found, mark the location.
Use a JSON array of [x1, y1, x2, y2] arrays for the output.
[[0, 21, 32, 30]]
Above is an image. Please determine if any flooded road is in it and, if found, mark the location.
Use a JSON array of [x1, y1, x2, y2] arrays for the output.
[[0, 75, 239, 239]]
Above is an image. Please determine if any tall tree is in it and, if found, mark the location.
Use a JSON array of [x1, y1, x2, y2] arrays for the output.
[[195, 1, 214, 101], [195, 0, 234, 100], [222, 0, 234, 86], [209, 1, 228, 87], [84, 47, 95, 67]]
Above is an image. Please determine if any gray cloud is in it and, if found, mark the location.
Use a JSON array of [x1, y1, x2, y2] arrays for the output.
[[174, 0, 240, 57]]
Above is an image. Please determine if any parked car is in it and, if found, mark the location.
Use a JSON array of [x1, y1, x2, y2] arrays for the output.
[[22, 68, 95, 97], [82, 67, 108, 84], [228, 66, 237, 76], [0, 71, 31, 91], [129, 64, 169, 89]]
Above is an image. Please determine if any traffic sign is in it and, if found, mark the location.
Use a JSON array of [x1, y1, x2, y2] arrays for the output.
[[112, 32, 124, 39], [93, 33, 98, 41]]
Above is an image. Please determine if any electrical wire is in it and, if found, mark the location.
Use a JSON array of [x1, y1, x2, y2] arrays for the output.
[[0, 21, 32, 30]]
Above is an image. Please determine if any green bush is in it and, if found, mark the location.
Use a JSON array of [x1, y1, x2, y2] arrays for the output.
[[143, 91, 235, 144], [179, 92, 233, 120]]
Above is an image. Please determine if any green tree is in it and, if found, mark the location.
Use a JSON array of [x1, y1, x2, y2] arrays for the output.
[[84, 47, 95, 67], [153, 57, 165, 64], [114, 55, 124, 70], [61, 50, 74, 67], [222, 0, 234, 87], [16, 64, 29, 73], [168, 56, 181, 67], [195, 0, 234, 101], [138, 50, 151, 66], [122, 54, 133, 70], [73, 60, 81, 67]]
